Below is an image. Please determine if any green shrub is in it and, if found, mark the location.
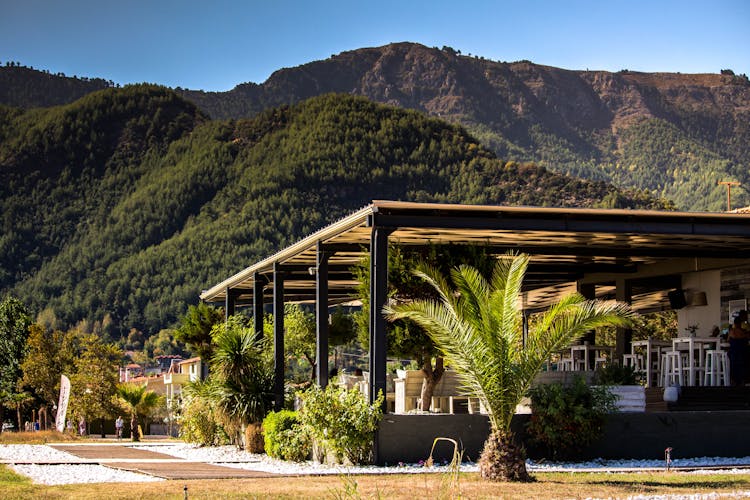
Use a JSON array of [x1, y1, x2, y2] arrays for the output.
[[262, 410, 311, 462], [298, 384, 383, 465], [593, 363, 639, 385], [179, 390, 228, 446], [525, 377, 615, 459]]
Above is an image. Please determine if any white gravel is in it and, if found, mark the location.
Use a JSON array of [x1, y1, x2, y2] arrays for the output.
[[9, 463, 164, 485], [3, 442, 750, 487], [1, 444, 164, 485]]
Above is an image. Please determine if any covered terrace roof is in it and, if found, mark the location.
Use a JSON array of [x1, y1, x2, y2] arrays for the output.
[[200, 201, 750, 312]]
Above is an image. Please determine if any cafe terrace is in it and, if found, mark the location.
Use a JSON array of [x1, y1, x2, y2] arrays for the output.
[[200, 201, 750, 463]]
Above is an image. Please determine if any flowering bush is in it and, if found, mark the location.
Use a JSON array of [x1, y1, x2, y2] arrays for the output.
[[298, 384, 383, 465]]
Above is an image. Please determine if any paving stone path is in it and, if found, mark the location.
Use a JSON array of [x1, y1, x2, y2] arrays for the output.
[[49, 444, 281, 480]]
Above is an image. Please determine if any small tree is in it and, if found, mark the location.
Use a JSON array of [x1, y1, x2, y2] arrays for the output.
[[210, 316, 275, 450], [69, 334, 122, 436], [0, 296, 31, 431], [116, 384, 162, 441], [386, 253, 634, 481], [175, 303, 224, 362], [356, 245, 494, 411]]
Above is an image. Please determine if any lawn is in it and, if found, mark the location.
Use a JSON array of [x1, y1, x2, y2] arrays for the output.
[[2, 464, 750, 499]]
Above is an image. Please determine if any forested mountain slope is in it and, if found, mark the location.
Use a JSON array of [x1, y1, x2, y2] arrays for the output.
[[0, 89, 668, 337], [177, 43, 750, 211], [3, 44, 746, 210]]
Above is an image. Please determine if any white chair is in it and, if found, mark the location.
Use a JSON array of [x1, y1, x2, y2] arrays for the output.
[[662, 351, 684, 387], [703, 350, 730, 387]]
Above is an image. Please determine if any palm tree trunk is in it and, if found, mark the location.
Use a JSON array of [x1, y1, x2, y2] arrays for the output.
[[479, 429, 533, 482], [418, 357, 444, 411], [130, 414, 139, 442]]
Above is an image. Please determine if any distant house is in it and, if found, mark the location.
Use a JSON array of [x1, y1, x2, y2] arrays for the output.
[[155, 354, 183, 373], [124, 373, 167, 395], [119, 363, 143, 382], [164, 357, 203, 408]]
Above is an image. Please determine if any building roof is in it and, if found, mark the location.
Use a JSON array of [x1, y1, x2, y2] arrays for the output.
[[200, 201, 750, 312]]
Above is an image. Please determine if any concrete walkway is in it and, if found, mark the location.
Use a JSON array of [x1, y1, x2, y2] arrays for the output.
[[48, 443, 281, 480]]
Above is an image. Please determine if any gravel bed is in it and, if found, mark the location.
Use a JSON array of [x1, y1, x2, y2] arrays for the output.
[[9, 463, 164, 485], [4, 443, 750, 486]]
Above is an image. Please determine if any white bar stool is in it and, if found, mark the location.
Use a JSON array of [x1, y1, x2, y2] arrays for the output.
[[623, 353, 645, 373], [662, 351, 684, 387], [703, 350, 730, 387]]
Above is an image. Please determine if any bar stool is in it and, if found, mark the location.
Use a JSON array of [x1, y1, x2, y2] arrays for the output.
[[623, 353, 645, 373], [703, 350, 730, 387], [662, 351, 684, 387], [558, 357, 573, 371]]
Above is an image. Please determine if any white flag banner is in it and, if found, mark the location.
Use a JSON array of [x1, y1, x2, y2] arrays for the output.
[[55, 375, 71, 432]]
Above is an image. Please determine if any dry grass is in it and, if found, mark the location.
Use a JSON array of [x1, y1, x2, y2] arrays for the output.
[[2, 467, 750, 499], [0, 430, 79, 445]]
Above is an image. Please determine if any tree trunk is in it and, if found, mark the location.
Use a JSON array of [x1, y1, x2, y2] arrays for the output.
[[418, 357, 445, 411], [100, 417, 106, 438], [130, 414, 139, 442], [16, 403, 22, 431], [244, 422, 264, 453], [479, 429, 533, 482]]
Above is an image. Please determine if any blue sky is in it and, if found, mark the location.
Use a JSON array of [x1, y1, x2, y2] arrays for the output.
[[2, 0, 748, 91]]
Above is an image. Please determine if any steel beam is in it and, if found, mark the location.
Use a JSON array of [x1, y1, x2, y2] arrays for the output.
[[316, 243, 332, 388], [273, 263, 285, 411]]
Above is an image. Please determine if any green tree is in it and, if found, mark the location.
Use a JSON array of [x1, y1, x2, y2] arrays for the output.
[[0, 296, 31, 431], [356, 245, 494, 411], [116, 383, 162, 442], [69, 334, 122, 437], [385, 253, 634, 481], [144, 328, 187, 359], [209, 316, 274, 450], [20, 325, 80, 410], [175, 303, 224, 362], [283, 304, 317, 382]]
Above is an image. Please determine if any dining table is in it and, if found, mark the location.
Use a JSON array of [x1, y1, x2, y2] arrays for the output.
[[569, 343, 614, 371], [671, 336, 723, 386], [630, 338, 672, 387]]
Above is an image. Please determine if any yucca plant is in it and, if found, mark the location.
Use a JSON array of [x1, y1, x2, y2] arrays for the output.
[[385, 252, 634, 481], [210, 316, 275, 451]]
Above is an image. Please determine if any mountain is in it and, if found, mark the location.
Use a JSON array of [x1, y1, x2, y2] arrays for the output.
[[0, 63, 114, 108], [0, 88, 667, 337], [176, 43, 750, 212], [3, 44, 747, 210]]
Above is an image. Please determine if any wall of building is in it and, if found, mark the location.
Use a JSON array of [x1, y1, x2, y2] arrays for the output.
[[677, 270, 721, 336], [377, 411, 750, 464]]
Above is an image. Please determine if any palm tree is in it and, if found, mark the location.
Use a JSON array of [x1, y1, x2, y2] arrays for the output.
[[210, 317, 274, 451], [116, 383, 161, 442], [385, 253, 634, 481]]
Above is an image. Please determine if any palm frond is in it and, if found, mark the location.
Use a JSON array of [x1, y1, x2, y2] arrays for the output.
[[386, 252, 634, 432]]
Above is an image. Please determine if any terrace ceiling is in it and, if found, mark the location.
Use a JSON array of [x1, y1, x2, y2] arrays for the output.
[[200, 201, 750, 312]]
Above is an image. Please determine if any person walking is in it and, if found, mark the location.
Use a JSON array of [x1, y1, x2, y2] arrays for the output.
[[115, 415, 124, 439]]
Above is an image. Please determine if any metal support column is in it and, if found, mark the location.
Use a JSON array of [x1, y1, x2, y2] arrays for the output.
[[253, 272, 265, 341], [369, 226, 392, 409], [316, 243, 331, 388], [615, 278, 633, 363], [273, 263, 285, 411], [577, 283, 597, 345], [224, 287, 236, 320]]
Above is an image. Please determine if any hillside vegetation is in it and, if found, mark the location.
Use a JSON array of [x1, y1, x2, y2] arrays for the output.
[[3, 45, 746, 210], [0, 88, 668, 337]]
